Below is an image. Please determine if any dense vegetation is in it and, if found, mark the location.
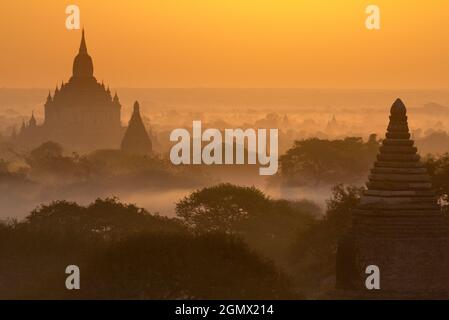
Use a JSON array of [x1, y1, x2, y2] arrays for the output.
[[279, 135, 379, 186], [0, 181, 368, 299], [0, 198, 295, 299], [1, 137, 449, 299]]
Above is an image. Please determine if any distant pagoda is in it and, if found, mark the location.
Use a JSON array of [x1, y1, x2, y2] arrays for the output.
[[121, 101, 152, 156], [337, 99, 449, 298], [17, 30, 124, 152]]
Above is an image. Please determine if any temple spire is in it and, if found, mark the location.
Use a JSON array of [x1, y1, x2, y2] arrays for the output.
[[29, 111, 37, 127], [79, 29, 88, 54], [113, 91, 120, 104], [390, 98, 406, 116], [72, 29, 94, 78], [386, 98, 410, 140]]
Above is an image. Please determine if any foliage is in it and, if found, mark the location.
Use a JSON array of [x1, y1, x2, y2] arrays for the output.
[[424, 153, 449, 215], [25, 141, 91, 182], [25, 197, 185, 240], [325, 184, 364, 236], [280, 136, 379, 186], [0, 197, 297, 299], [176, 183, 320, 266], [176, 183, 270, 233], [290, 184, 364, 297], [22, 142, 207, 188], [29, 141, 63, 160], [82, 233, 296, 299]]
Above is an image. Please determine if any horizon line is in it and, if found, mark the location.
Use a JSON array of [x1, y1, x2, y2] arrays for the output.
[[2, 87, 449, 91]]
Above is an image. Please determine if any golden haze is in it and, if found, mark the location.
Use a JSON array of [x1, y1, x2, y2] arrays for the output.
[[1, 0, 449, 88]]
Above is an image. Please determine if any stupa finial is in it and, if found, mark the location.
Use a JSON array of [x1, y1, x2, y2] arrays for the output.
[[390, 98, 407, 116]]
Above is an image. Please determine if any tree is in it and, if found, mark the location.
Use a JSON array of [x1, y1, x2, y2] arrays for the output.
[[280, 137, 379, 186], [29, 141, 63, 161], [81, 233, 297, 299], [176, 183, 320, 264], [425, 153, 449, 216], [26, 141, 91, 182], [175, 183, 270, 233], [0, 198, 297, 300], [25, 197, 185, 240], [291, 184, 364, 297], [325, 184, 364, 236]]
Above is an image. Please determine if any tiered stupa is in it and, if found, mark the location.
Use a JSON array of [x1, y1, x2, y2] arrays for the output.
[[337, 99, 449, 298]]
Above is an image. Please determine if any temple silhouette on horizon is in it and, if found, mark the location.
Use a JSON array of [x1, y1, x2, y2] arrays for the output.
[[337, 99, 449, 298], [121, 101, 153, 156], [16, 30, 152, 155]]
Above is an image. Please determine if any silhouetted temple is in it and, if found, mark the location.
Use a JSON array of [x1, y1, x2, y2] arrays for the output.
[[337, 99, 449, 298], [44, 30, 122, 150], [16, 31, 131, 152], [121, 101, 152, 155]]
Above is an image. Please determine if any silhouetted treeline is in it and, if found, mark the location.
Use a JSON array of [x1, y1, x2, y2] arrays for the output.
[[0, 197, 297, 299], [0, 181, 365, 299], [23, 141, 209, 188]]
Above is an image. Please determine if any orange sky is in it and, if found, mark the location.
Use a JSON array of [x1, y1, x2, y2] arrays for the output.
[[1, 0, 449, 89]]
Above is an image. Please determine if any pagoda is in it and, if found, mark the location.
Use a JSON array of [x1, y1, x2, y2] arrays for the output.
[[337, 99, 449, 298], [17, 30, 124, 152], [121, 101, 153, 156]]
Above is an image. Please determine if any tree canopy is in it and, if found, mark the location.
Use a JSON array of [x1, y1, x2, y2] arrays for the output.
[[0, 197, 298, 299], [280, 136, 379, 186]]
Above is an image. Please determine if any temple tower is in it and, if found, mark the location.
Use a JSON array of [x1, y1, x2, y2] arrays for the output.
[[121, 101, 152, 156], [39, 30, 123, 151], [72, 30, 94, 78], [337, 99, 449, 298]]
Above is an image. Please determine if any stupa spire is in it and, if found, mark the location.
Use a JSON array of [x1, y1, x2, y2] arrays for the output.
[[79, 29, 88, 54], [72, 29, 94, 78], [113, 91, 120, 104], [133, 101, 140, 112], [390, 98, 406, 116], [29, 111, 37, 127]]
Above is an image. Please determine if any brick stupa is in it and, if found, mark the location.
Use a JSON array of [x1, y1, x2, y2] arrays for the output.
[[337, 99, 449, 298]]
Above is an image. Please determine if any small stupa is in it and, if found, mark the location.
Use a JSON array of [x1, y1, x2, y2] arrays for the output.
[[337, 99, 449, 298], [121, 101, 153, 156]]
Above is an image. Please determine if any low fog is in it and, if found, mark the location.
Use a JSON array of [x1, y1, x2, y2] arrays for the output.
[[2, 88, 449, 220]]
